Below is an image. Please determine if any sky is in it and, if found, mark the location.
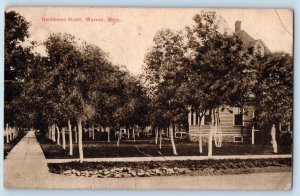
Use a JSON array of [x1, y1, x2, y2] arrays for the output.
[[8, 7, 293, 75]]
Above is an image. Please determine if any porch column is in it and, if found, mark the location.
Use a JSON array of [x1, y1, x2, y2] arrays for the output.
[[251, 110, 255, 145], [251, 126, 255, 145], [188, 107, 192, 125], [193, 113, 197, 126]]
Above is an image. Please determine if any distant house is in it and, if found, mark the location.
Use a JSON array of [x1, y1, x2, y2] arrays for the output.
[[187, 21, 272, 143]]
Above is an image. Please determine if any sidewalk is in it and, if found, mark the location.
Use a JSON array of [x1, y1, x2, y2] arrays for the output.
[[4, 131, 51, 188], [47, 154, 292, 163], [4, 131, 292, 189]]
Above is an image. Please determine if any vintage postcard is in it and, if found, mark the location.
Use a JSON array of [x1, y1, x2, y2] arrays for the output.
[[4, 7, 293, 189]]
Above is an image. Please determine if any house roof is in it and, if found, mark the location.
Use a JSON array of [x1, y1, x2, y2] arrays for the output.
[[236, 30, 255, 48], [234, 22, 271, 53]]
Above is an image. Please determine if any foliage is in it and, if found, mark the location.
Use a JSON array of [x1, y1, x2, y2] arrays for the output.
[[144, 29, 188, 128], [5, 11, 293, 139], [4, 11, 34, 126], [254, 52, 293, 131]]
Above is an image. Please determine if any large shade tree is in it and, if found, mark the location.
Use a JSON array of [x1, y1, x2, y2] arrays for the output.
[[32, 33, 149, 161], [42, 33, 122, 162], [254, 52, 293, 153], [4, 11, 34, 129], [144, 29, 189, 155], [182, 11, 256, 156], [145, 11, 260, 157]]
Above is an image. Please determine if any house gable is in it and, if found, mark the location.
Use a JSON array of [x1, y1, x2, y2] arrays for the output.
[[234, 21, 270, 56]]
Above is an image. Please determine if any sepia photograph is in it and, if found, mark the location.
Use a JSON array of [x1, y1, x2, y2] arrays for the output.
[[4, 7, 293, 189]]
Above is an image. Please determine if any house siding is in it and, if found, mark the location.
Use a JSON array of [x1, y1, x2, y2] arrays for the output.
[[188, 106, 254, 142]]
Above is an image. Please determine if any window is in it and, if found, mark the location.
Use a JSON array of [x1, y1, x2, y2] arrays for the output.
[[234, 114, 243, 126], [233, 107, 243, 126], [256, 43, 265, 57], [280, 123, 291, 133], [234, 136, 243, 142]]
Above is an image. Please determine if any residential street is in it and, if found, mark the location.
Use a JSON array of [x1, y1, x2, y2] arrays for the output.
[[4, 131, 291, 189], [4, 8, 293, 191]]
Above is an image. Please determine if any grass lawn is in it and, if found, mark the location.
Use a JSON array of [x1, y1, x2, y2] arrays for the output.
[[4, 131, 27, 159], [36, 132, 292, 159]]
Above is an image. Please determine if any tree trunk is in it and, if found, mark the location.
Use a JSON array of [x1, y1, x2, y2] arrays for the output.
[[199, 135, 203, 154], [88, 127, 92, 139], [11, 127, 14, 140], [9, 127, 12, 141], [133, 127, 136, 142], [208, 125, 213, 158], [208, 109, 214, 158], [107, 127, 110, 143], [117, 129, 121, 147], [159, 128, 162, 149], [92, 124, 95, 140], [6, 123, 9, 144], [61, 128, 66, 150], [166, 127, 169, 138], [12, 127, 15, 139], [68, 120, 73, 156], [56, 124, 60, 146], [199, 120, 203, 154], [10, 127, 13, 140], [15, 127, 18, 138], [155, 127, 158, 144], [48, 126, 51, 139], [240, 106, 244, 136], [126, 127, 129, 139], [74, 126, 78, 143], [251, 126, 255, 145], [7, 127, 10, 142], [198, 115, 203, 154], [271, 125, 278, 153], [77, 118, 84, 163], [170, 124, 178, 155], [52, 123, 56, 142]]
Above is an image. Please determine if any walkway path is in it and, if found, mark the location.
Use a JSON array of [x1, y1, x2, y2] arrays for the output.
[[47, 154, 292, 163], [4, 131, 291, 189], [4, 131, 51, 188]]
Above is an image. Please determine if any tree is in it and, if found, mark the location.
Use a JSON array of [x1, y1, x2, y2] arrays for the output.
[[183, 11, 260, 157], [42, 33, 96, 162], [145, 11, 254, 157], [145, 29, 188, 155], [42, 34, 122, 162], [5, 11, 31, 81], [254, 52, 293, 153], [113, 72, 149, 144], [5, 11, 33, 131]]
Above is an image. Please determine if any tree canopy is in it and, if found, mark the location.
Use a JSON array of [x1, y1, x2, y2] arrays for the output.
[[5, 10, 293, 141]]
